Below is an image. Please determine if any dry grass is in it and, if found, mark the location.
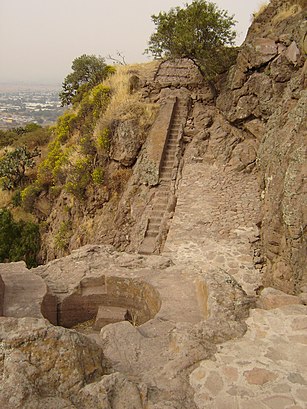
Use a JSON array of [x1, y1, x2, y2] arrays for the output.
[[0, 189, 13, 208], [96, 63, 159, 132], [11, 207, 36, 223], [251, 1, 270, 20], [272, 3, 303, 25]]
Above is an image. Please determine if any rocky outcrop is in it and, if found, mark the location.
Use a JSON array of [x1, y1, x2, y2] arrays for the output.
[[0, 316, 147, 409], [215, 0, 307, 293], [0, 261, 57, 324], [1, 1, 306, 407], [0, 245, 252, 408]]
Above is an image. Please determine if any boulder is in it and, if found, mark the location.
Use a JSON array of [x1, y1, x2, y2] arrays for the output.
[[110, 119, 144, 167], [257, 287, 303, 309], [0, 261, 57, 324], [0, 317, 106, 408]]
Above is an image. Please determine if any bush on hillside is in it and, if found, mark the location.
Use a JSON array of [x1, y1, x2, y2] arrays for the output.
[[0, 146, 40, 190], [0, 208, 40, 267]]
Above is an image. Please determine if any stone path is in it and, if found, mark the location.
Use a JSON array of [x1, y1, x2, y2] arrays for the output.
[[162, 144, 307, 407], [190, 304, 307, 409], [164, 160, 262, 296]]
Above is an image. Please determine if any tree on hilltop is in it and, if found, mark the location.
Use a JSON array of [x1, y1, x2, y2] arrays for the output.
[[145, 0, 237, 78], [60, 54, 114, 106]]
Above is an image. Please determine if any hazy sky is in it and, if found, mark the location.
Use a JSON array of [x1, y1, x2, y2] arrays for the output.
[[0, 0, 262, 84]]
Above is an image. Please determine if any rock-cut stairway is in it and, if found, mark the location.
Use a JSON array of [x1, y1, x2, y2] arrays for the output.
[[139, 97, 188, 255]]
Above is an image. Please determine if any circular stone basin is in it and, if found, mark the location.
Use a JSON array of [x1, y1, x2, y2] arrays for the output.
[[55, 275, 161, 331]]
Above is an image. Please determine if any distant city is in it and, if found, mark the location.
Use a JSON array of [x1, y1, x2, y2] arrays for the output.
[[0, 83, 65, 129]]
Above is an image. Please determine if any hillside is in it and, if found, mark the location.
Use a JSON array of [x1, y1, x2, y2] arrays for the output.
[[0, 0, 306, 408]]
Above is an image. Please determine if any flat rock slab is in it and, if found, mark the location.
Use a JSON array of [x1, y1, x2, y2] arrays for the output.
[[0, 261, 56, 321]]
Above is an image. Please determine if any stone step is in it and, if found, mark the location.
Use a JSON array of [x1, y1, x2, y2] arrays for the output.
[[166, 142, 178, 148], [149, 216, 163, 224], [160, 168, 173, 174], [156, 185, 169, 192], [147, 223, 160, 231], [165, 144, 177, 150], [154, 200, 168, 208], [148, 219, 161, 228], [154, 193, 169, 200], [162, 160, 175, 167], [160, 174, 172, 181], [160, 166, 173, 172], [163, 154, 175, 159], [168, 133, 179, 139], [154, 194, 168, 202], [151, 210, 166, 218], [160, 176, 172, 182], [160, 169, 173, 176], [163, 155, 175, 163], [156, 185, 170, 192], [139, 236, 157, 254], [94, 305, 128, 331], [167, 134, 179, 141], [160, 164, 173, 170], [145, 231, 159, 238], [164, 149, 177, 157]]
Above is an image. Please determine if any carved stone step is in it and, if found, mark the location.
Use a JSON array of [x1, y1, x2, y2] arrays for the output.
[[139, 236, 157, 254]]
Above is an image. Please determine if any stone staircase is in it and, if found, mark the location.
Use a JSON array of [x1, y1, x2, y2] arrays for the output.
[[139, 97, 188, 255], [137, 58, 204, 255]]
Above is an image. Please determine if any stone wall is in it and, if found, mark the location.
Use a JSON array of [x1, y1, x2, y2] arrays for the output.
[[137, 97, 176, 186], [58, 275, 161, 329]]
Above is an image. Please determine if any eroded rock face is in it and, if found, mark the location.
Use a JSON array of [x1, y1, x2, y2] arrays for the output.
[[110, 119, 145, 167], [0, 317, 106, 408], [0, 245, 253, 409], [216, 0, 307, 293], [0, 316, 146, 409]]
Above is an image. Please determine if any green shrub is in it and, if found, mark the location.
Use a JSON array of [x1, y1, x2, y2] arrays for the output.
[[0, 146, 40, 190], [90, 84, 111, 120], [54, 220, 72, 251], [17, 127, 52, 148], [92, 167, 104, 185], [0, 208, 40, 267], [21, 183, 43, 212], [109, 168, 132, 193], [80, 136, 97, 156], [64, 157, 91, 198], [0, 130, 18, 147], [56, 111, 77, 143], [11, 190, 22, 207], [49, 185, 62, 199], [37, 140, 68, 186], [97, 128, 110, 151]]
